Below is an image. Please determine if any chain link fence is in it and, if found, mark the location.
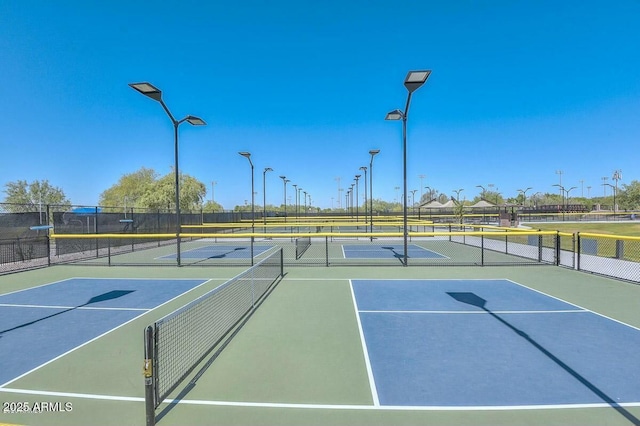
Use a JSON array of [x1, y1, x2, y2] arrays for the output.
[[2, 204, 640, 285]]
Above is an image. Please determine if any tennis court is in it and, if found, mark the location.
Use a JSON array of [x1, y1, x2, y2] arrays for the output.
[[2, 253, 640, 426]]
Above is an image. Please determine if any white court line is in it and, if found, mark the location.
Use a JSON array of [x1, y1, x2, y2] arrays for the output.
[[504, 278, 640, 332], [1, 387, 640, 411], [0, 278, 215, 388], [0, 303, 149, 312], [348, 279, 380, 407], [359, 309, 588, 315]]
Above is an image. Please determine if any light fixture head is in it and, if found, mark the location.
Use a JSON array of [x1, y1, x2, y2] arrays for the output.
[[129, 82, 162, 102], [404, 70, 432, 93], [385, 109, 404, 121], [186, 115, 206, 126]]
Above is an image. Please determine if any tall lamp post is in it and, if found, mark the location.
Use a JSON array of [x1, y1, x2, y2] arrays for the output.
[[604, 183, 617, 219], [292, 184, 298, 218], [385, 70, 431, 266], [369, 150, 380, 237], [411, 189, 418, 214], [517, 187, 532, 207], [359, 167, 367, 228], [355, 174, 361, 223], [279, 176, 289, 222], [239, 152, 255, 264], [129, 82, 206, 267], [263, 167, 273, 226], [303, 191, 308, 215]]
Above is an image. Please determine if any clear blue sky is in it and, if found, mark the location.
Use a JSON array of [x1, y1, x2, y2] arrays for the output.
[[1, 0, 639, 209]]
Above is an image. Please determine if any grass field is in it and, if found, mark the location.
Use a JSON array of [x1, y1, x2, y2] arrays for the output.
[[522, 221, 640, 236]]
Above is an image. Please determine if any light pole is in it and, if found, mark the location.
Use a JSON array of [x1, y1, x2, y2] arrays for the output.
[[262, 167, 273, 226], [129, 82, 206, 267], [355, 174, 361, 223], [411, 190, 418, 214], [297, 187, 303, 218], [280, 176, 289, 222], [369, 149, 380, 237], [605, 183, 616, 219], [292, 184, 298, 218], [239, 152, 255, 263], [303, 191, 308, 215], [476, 185, 487, 200], [360, 166, 367, 228], [453, 188, 464, 203], [612, 170, 622, 215], [385, 70, 431, 266], [518, 187, 532, 207]]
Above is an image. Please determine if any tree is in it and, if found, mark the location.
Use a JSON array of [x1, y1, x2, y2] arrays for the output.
[[99, 168, 157, 208], [100, 167, 207, 212], [3, 179, 71, 211], [202, 200, 224, 212], [139, 171, 206, 212], [618, 180, 640, 210]]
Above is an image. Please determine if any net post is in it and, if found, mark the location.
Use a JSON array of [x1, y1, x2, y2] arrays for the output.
[[576, 232, 581, 271], [144, 325, 156, 426], [325, 236, 329, 267], [280, 247, 284, 276]]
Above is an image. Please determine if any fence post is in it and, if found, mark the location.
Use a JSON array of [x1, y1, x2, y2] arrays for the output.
[[481, 234, 485, 266], [555, 231, 561, 266], [537, 230, 542, 263]]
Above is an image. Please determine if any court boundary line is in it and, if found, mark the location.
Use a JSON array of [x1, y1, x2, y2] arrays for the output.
[[503, 278, 640, 333], [359, 309, 588, 314], [153, 243, 273, 261], [0, 303, 149, 312], [341, 243, 449, 260], [0, 277, 77, 297], [2, 387, 640, 411], [0, 278, 215, 388], [348, 279, 380, 406]]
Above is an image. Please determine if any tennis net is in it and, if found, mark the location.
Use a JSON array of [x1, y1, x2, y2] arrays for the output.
[[144, 247, 284, 419], [295, 236, 311, 259]]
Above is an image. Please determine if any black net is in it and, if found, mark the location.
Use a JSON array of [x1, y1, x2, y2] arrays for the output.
[[150, 247, 283, 406]]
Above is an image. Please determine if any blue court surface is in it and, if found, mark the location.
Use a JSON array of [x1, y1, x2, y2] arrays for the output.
[[0, 277, 208, 386], [343, 244, 447, 259], [158, 244, 273, 260], [350, 279, 640, 407]]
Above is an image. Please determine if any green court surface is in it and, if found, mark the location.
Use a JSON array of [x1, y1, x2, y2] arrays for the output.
[[2, 263, 640, 426]]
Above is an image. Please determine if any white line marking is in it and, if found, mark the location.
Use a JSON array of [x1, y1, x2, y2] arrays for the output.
[[359, 309, 588, 315], [503, 278, 640, 332], [0, 303, 149, 312], [0, 278, 214, 388], [0, 277, 76, 297], [349, 279, 380, 406], [1, 387, 640, 411]]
